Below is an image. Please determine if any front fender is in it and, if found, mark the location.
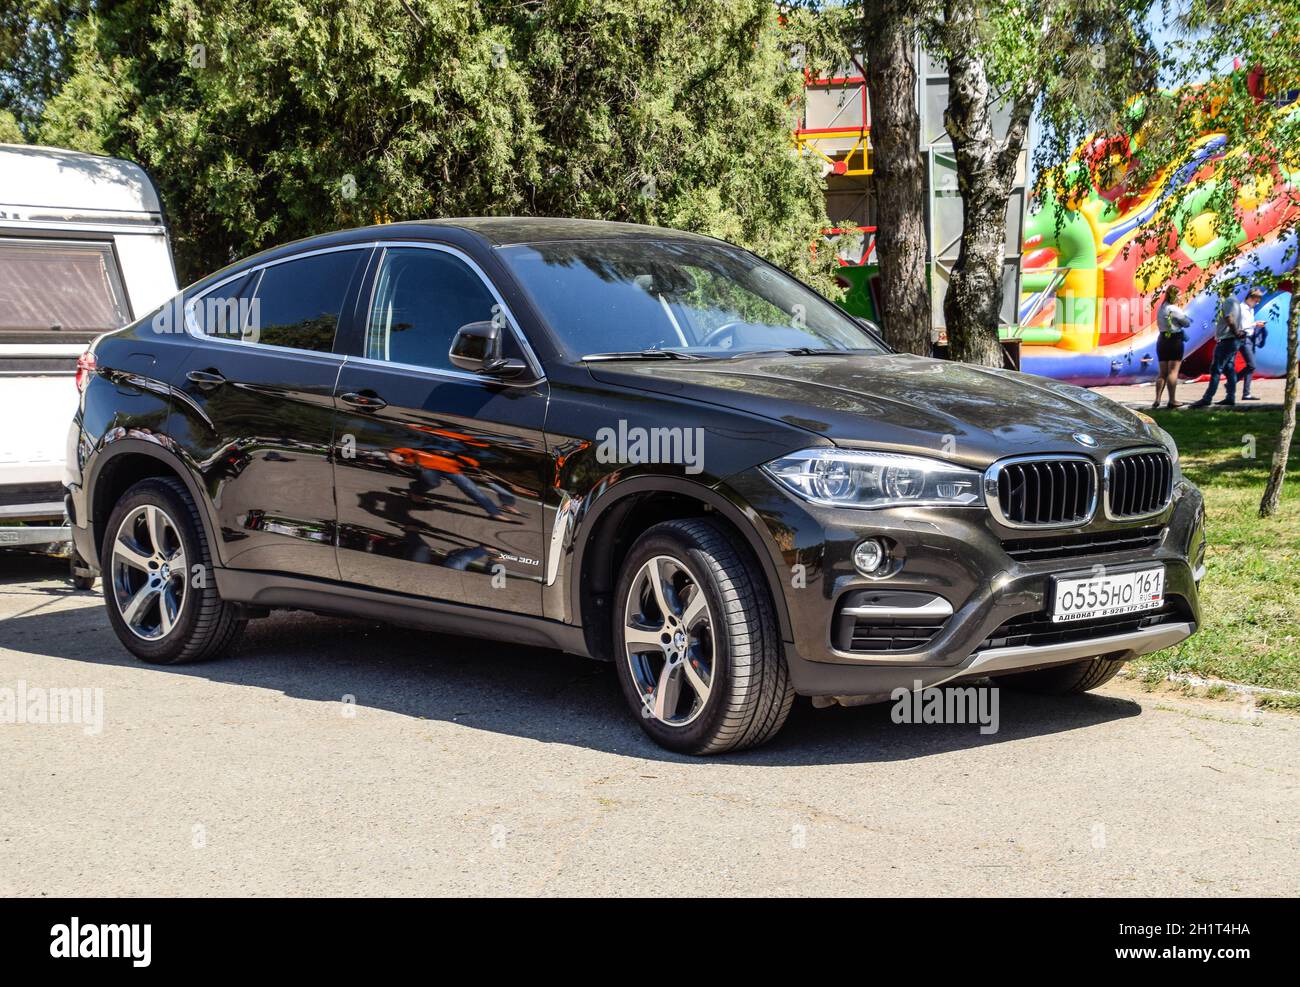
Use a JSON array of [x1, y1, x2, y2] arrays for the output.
[[542, 467, 796, 657]]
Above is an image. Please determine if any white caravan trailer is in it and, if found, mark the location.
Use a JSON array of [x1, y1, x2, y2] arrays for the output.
[[0, 144, 177, 576]]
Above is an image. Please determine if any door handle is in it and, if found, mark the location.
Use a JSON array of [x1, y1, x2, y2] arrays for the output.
[[339, 390, 388, 411], [186, 369, 227, 390]]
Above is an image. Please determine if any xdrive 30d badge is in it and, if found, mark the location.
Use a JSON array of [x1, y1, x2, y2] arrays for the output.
[[66, 218, 1205, 754]]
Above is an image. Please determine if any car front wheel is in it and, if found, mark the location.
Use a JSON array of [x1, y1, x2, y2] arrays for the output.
[[612, 518, 794, 755]]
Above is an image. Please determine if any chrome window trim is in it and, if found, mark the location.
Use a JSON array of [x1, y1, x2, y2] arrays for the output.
[[983, 453, 1098, 530], [182, 242, 371, 361], [345, 353, 501, 384], [181, 239, 547, 381], [362, 240, 545, 382], [1103, 446, 1175, 522]]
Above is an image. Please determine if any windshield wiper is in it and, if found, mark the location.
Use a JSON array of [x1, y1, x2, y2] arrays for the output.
[[582, 349, 709, 362], [726, 346, 860, 358]]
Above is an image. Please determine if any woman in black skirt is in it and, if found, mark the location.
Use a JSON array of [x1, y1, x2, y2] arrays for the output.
[[1155, 285, 1192, 408]]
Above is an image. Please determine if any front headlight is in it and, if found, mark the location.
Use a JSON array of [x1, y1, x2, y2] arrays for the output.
[[762, 448, 983, 509], [1146, 421, 1183, 482]]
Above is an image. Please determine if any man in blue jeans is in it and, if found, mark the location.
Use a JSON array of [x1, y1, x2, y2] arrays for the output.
[[1191, 287, 1264, 407]]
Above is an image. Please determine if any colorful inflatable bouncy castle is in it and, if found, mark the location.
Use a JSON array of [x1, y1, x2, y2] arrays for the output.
[[1008, 85, 1298, 385]]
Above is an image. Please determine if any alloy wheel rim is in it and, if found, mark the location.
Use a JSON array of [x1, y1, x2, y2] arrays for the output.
[[110, 505, 187, 641], [623, 554, 714, 727]]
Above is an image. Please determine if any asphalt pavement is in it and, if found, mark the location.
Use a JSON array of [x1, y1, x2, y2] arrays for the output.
[[2, 554, 1296, 897]]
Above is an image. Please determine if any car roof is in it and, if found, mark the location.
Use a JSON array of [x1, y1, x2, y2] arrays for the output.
[[257, 217, 716, 251], [185, 217, 725, 295]]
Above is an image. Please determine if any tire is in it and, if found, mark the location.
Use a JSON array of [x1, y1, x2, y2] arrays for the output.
[[612, 517, 794, 755], [101, 477, 245, 664], [992, 656, 1126, 695], [70, 553, 96, 591]]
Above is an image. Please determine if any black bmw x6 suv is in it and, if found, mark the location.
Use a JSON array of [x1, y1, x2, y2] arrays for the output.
[[66, 218, 1205, 754]]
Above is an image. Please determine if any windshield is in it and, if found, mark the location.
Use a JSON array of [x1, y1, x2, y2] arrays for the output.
[[497, 238, 885, 359]]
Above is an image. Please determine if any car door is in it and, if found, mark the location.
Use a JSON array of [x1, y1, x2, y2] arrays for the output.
[[171, 245, 370, 578], [331, 243, 549, 613]]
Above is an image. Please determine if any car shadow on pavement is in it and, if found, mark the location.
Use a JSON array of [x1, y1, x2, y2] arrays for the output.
[[0, 553, 79, 592], [0, 560, 1143, 767]]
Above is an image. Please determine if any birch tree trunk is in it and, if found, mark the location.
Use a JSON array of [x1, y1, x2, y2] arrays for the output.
[[939, 1, 1035, 367], [863, 3, 931, 355]]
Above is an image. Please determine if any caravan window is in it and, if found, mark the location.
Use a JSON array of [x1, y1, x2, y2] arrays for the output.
[[0, 237, 131, 335]]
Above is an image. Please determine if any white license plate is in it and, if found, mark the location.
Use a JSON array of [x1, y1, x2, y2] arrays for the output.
[[1051, 566, 1165, 623]]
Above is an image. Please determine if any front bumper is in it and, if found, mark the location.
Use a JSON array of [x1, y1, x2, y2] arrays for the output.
[[723, 470, 1205, 699], [950, 619, 1193, 684]]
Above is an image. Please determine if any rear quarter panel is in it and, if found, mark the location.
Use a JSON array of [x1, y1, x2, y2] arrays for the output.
[[71, 320, 202, 553]]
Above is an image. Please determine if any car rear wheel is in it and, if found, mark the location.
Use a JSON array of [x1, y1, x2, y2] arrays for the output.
[[102, 477, 245, 664], [612, 518, 794, 755], [992, 656, 1126, 695]]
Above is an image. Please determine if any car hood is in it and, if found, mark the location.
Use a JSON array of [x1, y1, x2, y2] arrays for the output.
[[587, 352, 1157, 468]]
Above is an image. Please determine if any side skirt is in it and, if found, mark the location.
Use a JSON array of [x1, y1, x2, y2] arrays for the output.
[[214, 569, 592, 657]]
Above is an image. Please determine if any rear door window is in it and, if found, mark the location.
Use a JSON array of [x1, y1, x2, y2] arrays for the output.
[[245, 249, 365, 352], [188, 273, 254, 340], [0, 238, 131, 337]]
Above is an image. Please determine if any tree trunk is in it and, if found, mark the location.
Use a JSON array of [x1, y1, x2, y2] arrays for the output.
[[863, 3, 930, 355], [1259, 286, 1298, 517], [939, 0, 1034, 368], [942, 174, 1010, 366]]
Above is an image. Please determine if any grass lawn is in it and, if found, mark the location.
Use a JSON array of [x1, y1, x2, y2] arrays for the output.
[[1128, 405, 1300, 703]]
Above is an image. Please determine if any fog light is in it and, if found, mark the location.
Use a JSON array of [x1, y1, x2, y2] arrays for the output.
[[853, 538, 888, 575]]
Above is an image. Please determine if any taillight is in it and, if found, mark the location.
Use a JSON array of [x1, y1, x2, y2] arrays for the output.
[[75, 350, 97, 392]]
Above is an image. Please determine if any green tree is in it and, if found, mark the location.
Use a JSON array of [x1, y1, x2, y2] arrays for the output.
[[32, 13, 124, 153], [1115, 0, 1299, 516], [0, 108, 23, 143], [8, 0, 838, 291], [0, 0, 92, 134]]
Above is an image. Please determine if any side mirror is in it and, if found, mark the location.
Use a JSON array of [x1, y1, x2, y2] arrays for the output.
[[449, 320, 526, 377], [855, 316, 891, 350], [856, 316, 884, 339]]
